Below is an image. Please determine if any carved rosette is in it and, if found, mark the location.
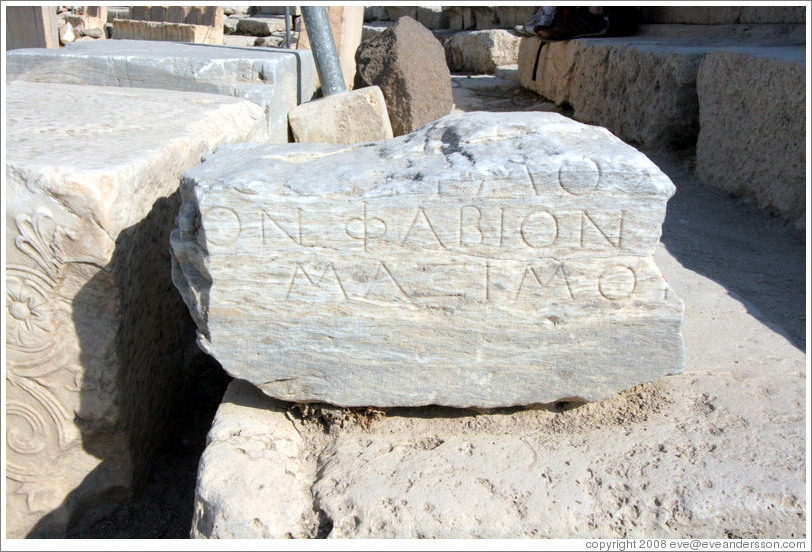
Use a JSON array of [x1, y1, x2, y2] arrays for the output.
[[6, 207, 78, 513]]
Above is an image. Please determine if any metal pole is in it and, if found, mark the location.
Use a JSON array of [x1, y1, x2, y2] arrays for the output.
[[300, 6, 346, 96], [283, 6, 291, 49]]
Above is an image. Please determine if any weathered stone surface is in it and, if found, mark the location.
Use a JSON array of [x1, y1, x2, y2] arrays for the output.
[[5, 82, 267, 538], [355, 16, 453, 136], [111, 18, 222, 44], [192, 207, 805, 537], [288, 86, 393, 144], [446, 29, 521, 74], [493, 6, 539, 29], [6, 40, 318, 143], [695, 48, 805, 228], [171, 112, 683, 408], [519, 36, 706, 148], [237, 16, 287, 36], [191, 381, 315, 538]]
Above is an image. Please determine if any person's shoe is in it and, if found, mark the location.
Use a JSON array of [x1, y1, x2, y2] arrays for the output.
[[536, 8, 608, 41], [513, 7, 557, 37]]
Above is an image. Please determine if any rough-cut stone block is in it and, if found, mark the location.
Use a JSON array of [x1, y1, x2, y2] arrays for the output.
[[5, 82, 267, 538], [446, 29, 521, 74], [111, 18, 222, 44], [695, 48, 805, 228], [494, 6, 539, 29], [519, 36, 706, 148], [191, 381, 315, 538], [237, 16, 287, 36], [171, 112, 684, 408], [355, 16, 453, 136], [288, 86, 393, 144], [6, 40, 318, 144]]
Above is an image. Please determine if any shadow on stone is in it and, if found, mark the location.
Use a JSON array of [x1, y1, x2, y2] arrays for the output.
[[653, 150, 805, 351], [26, 193, 229, 538]]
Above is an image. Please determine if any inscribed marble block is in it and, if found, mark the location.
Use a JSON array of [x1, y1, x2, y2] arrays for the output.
[[6, 40, 317, 143], [171, 112, 684, 408], [5, 82, 267, 538]]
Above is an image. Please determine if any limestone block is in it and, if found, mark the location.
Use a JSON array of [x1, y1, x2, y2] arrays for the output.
[[519, 37, 705, 148], [223, 6, 251, 16], [237, 16, 287, 36], [288, 86, 393, 144], [416, 6, 449, 30], [223, 16, 241, 34], [5, 82, 268, 538], [297, 6, 364, 91], [446, 29, 521, 74], [171, 112, 683, 408], [6, 40, 318, 144], [695, 48, 805, 227], [111, 18, 223, 44], [739, 6, 806, 24], [494, 6, 539, 29], [253, 6, 301, 17], [355, 16, 453, 136], [222, 34, 257, 47], [191, 380, 315, 538]]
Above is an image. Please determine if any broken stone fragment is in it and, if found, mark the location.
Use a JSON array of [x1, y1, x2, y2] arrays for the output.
[[355, 16, 454, 136], [171, 111, 684, 408]]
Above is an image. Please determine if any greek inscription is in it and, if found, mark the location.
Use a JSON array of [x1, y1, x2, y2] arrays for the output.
[[262, 208, 302, 246], [286, 262, 348, 301], [345, 202, 387, 252], [401, 207, 446, 249], [520, 210, 558, 249], [598, 264, 637, 300], [580, 211, 624, 249], [458, 206, 484, 246], [204, 206, 241, 246], [364, 261, 411, 301], [515, 263, 574, 300], [558, 157, 600, 195]]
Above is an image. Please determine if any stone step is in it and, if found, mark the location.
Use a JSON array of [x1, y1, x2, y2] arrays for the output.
[[6, 40, 318, 144], [516, 27, 805, 227]]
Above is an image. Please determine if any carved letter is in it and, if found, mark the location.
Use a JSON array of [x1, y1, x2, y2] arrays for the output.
[[345, 202, 387, 252], [520, 210, 558, 248], [515, 263, 574, 300], [262, 209, 302, 246], [203, 206, 241, 246], [580, 211, 623, 249], [598, 264, 637, 300], [459, 206, 484, 246], [401, 207, 446, 249]]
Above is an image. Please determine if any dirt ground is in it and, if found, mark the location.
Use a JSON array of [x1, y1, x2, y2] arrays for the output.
[[66, 77, 806, 539]]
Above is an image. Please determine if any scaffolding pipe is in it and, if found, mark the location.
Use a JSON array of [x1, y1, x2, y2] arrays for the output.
[[300, 6, 346, 96], [283, 6, 291, 49]]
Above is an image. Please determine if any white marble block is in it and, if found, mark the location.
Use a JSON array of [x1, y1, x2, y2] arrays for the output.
[[171, 112, 684, 408], [6, 40, 318, 143], [5, 82, 267, 538]]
